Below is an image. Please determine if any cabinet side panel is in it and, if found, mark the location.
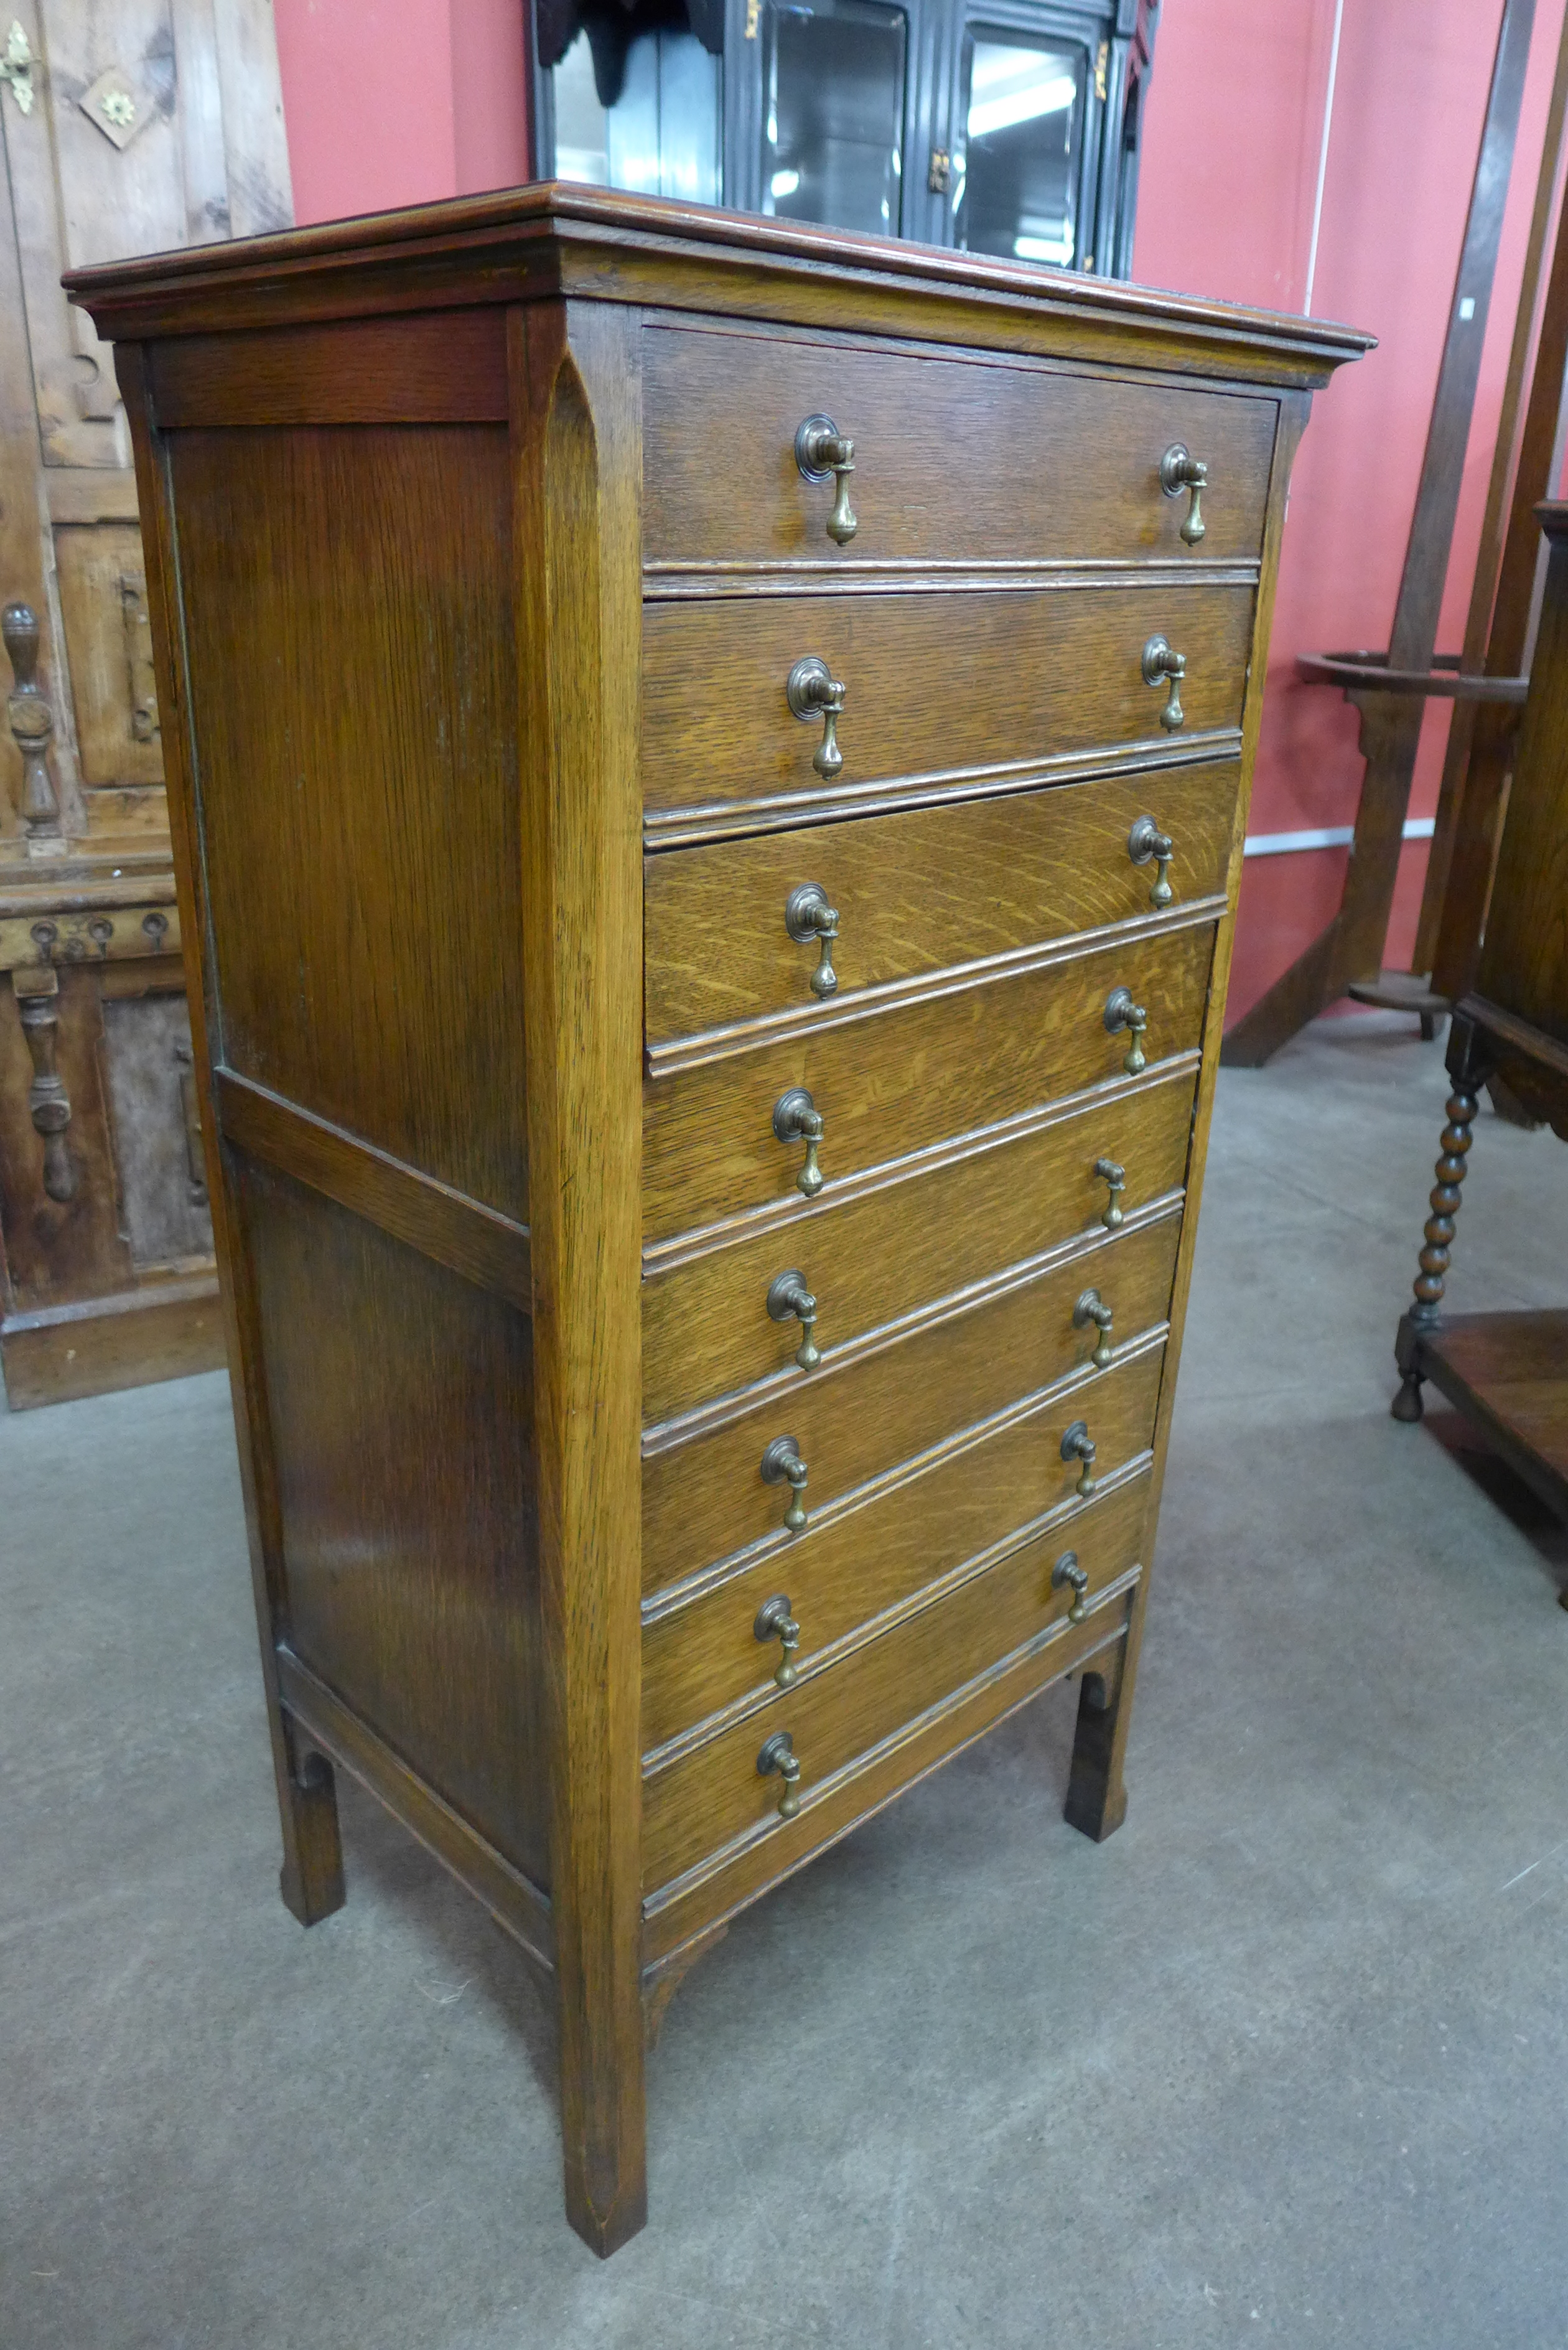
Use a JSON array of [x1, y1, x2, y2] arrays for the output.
[[165, 423, 528, 1223], [238, 1153, 549, 1886]]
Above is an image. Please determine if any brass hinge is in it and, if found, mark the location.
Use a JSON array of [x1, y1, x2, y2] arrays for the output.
[[1094, 40, 1109, 101], [928, 148, 951, 195]]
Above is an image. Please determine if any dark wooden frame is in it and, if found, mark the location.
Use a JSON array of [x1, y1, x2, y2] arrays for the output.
[[527, 0, 1156, 275]]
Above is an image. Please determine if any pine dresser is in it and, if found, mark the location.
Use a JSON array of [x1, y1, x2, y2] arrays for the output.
[[67, 187, 1368, 2255]]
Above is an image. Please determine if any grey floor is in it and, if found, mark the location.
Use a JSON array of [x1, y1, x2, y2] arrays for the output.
[[6, 1014, 1568, 2350]]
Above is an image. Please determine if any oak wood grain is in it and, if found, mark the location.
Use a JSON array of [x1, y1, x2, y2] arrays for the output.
[[643, 1344, 1164, 1754], [642, 319, 1276, 566], [511, 300, 648, 2257], [642, 1204, 1181, 1596], [216, 1068, 533, 1311], [74, 189, 1364, 2262], [67, 185, 1372, 395], [642, 1593, 1131, 1963], [1071, 393, 1314, 1843], [642, 1467, 1150, 1886], [644, 759, 1238, 1050], [643, 1060, 1195, 1427], [642, 583, 1255, 818], [276, 1646, 554, 1970], [643, 919, 1215, 1246], [120, 339, 348, 1938], [168, 423, 529, 1222], [149, 309, 510, 426], [240, 1154, 549, 1881]]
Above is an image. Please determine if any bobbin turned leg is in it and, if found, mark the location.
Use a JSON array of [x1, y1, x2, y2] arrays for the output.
[[274, 1712, 345, 1926], [1392, 1012, 1495, 1423]]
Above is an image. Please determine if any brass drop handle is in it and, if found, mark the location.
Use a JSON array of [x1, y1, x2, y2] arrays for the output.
[[1073, 1288, 1114, 1369], [787, 655, 846, 779], [1104, 985, 1148, 1075], [757, 1728, 803, 1819], [1142, 635, 1187, 731], [767, 1268, 821, 1369], [1160, 443, 1208, 545], [796, 413, 858, 545], [754, 1591, 802, 1685], [773, 1085, 826, 1198], [1052, 1550, 1090, 1623], [1127, 813, 1175, 909], [784, 882, 839, 998], [760, 1436, 810, 1534], [1093, 1156, 1126, 1229], [1061, 1419, 1098, 1498]]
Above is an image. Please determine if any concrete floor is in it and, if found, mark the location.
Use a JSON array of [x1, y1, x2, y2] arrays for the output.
[[5, 1013, 1568, 2349]]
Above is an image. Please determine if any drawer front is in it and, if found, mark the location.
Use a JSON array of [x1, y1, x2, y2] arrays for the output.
[[643, 1203, 1182, 1595], [642, 325, 1277, 568], [642, 1464, 1151, 1891], [643, 586, 1255, 822], [645, 761, 1238, 1053], [643, 1060, 1194, 1431], [643, 1341, 1164, 1756], [643, 918, 1215, 1248]]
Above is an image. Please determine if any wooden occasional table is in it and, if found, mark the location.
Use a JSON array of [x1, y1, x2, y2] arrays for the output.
[[1393, 500, 1568, 1560]]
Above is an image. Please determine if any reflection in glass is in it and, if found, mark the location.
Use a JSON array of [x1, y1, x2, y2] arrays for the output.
[[954, 33, 1083, 267], [552, 25, 721, 205], [763, 0, 907, 238]]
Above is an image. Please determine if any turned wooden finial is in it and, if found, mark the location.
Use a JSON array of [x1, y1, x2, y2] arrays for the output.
[[3, 600, 61, 832]]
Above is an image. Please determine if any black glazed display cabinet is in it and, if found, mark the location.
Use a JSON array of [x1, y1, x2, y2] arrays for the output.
[[528, 0, 1159, 276]]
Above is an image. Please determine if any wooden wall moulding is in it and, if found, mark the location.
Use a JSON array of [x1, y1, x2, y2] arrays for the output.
[[68, 183, 1367, 2252], [0, 0, 293, 1405]]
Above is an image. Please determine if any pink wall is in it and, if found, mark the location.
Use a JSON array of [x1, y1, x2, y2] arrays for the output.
[[1136, 0, 1568, 1023], [272, 0, 1564, 1026], [273, 0, 529, 225]]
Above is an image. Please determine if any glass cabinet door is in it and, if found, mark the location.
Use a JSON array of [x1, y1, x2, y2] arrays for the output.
[[951, 26, 1088, 265], [761, 0, 908, 237], [549, 21, 722, 204]]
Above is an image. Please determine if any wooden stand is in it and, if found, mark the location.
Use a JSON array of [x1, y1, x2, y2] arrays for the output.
[[1392, 506, 1568, 1582], [1224, 0, 1566, 1068]]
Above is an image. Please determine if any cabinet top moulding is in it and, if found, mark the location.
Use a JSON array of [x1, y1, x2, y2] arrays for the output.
[[64, 183, 1374, 392]]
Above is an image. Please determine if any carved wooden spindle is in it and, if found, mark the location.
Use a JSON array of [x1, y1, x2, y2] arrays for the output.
[[3, 601, 62, 833], [13, 971, 77, 1201], [1409, 1082, 1481, 1320], [1392, 1018, 1494, 1423]]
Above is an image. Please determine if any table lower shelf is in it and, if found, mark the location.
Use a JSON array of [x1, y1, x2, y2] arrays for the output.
[[1396, 1308, 1568, 1522]]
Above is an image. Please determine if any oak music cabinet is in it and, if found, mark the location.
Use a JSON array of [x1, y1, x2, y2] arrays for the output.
[[1393, 500, 1568, 1530], [68, 187, 1366, 2255]]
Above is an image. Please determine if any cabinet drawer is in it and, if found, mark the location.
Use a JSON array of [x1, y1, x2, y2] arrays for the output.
[[642, 1464, 1151, 1891], [643, 586, 1255, 824], [643, 1339, 1164, 1755], [643, 918, 1215, 1248], [643, 1060, 1193, 1431], [645, 761, 1238, 1053], [643, 1203, 1182, 1594], [642, 325, 1277, 569]]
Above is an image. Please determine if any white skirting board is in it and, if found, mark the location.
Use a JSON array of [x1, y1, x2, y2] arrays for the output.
[[1243, 816, 1436, 858]]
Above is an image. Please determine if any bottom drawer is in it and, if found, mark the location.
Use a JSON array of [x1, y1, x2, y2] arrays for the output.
[[642, 1466, 1150, 1893]]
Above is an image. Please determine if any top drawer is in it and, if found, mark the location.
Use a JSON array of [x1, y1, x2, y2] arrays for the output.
[[642, 324, 1279, 572]]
